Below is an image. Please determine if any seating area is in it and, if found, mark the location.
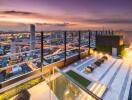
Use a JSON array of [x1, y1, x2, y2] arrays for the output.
[[85, 56, 108, 73]]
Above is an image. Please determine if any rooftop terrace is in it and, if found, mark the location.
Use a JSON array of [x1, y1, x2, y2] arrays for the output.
[[0, 26, 130, 100]]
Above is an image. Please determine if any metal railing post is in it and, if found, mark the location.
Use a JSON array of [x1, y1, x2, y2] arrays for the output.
[[88, 30, 91, 55], [78, 31, 81, 59], [41, 32, 44, 72], [64, 31, 67, 66]]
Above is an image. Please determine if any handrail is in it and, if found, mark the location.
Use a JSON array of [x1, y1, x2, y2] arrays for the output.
[[0, 71, 46, 93]]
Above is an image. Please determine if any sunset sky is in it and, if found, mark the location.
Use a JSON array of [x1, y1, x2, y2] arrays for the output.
[[0, 0, 132, 31]]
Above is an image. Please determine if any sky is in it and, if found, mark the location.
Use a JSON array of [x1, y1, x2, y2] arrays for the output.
[[0, 0, 132, 31]]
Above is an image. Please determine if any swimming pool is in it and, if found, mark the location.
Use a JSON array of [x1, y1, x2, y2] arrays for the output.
[[77, 58, 95, 71], [128, 81, 132, 100]]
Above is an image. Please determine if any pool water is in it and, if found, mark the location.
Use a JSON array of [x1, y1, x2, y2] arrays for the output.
[[128, 82, 132, 100], [77, 58, 95, 71]]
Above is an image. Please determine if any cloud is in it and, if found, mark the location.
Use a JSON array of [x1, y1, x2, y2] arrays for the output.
[[0, 10, 132, 31], [35, 22, 76, 27], [73, 18, 132, 24], [87, 19, 132, 24], [0, 10, 47, 18], [0, 10, 78, 27], [1, 10, 132, 25], [0, 10, 66, 23], [0, 10, 76, 28], [0, 10, 35, 15]]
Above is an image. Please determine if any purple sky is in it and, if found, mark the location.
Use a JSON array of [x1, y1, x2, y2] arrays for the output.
[[0, 0, 132, 31]]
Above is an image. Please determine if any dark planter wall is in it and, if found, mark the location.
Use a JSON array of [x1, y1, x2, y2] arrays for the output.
[[96, 35, 124, 56]]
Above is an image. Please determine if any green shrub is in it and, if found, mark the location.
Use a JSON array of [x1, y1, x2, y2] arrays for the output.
[[96, 45, 112, 54], [66, 70, 91, 87]]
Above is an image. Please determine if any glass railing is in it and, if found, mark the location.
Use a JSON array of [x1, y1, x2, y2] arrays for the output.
[[46, 67, 101, 100]]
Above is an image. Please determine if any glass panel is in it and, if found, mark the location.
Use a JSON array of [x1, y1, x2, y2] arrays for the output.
[[90, 31, 96, 49], [46, 67, 97, 100], [0, 32, 35, 82], [81, 31, 89, 54], [44, 31, 65, 65], [66, 31, 79, 58], [80, 31, 96, 57]]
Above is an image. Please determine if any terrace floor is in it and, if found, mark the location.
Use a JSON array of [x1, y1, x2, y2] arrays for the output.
[[10, 54, 132, 100], [10, 81, 59, 100], [64, 55, 132, 100]]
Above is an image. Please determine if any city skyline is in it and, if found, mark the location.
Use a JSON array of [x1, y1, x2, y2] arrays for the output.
[[0, 0, 132, 31]]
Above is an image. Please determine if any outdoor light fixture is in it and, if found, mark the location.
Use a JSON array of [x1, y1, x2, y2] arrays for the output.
[[99, 52, 103, 58]]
